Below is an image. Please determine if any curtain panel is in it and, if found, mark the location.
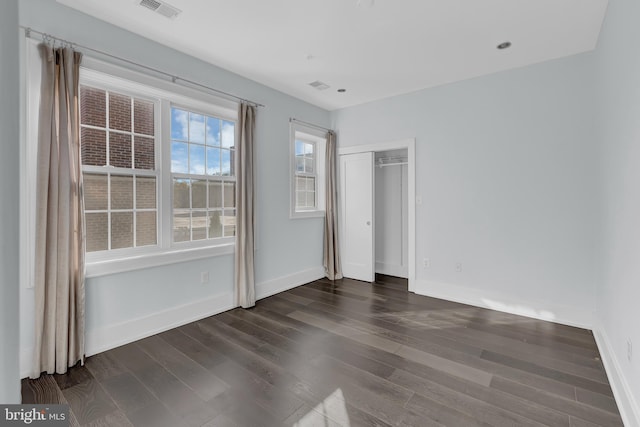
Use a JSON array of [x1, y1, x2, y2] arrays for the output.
[[32, 45, 85, 377], [235, 103, 256, 308], [324, 130, 343, 280]]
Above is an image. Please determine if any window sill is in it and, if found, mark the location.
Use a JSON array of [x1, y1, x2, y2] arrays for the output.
[[290, 210, 326, 220], [85, 243, 234, 278]]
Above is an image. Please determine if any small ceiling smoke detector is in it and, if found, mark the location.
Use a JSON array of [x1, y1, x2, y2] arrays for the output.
[[308, 81, 330, 91], [139, 0, 182, 19], [497, 41, 512, 50]]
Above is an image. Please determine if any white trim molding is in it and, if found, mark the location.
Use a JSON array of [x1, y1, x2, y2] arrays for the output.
[[337, 138, 416, 292], [86, 244, 234, 278], [256, 266, 325, 300], [593, 322, 640, 427], [290, 122, 327, 219], [20, 266, 326, 378], [85, 292, 234, 357], [415, 279, 594, 329]]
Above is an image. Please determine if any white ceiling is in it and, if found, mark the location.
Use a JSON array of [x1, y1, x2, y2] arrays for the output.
[[57, 0, 609, 111]]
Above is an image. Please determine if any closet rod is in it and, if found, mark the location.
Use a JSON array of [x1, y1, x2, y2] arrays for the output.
[[20, 26, 265, 108], [377, 162, 408, 168]]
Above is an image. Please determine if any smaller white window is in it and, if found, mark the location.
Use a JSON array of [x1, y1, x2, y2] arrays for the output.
[[290, 123, 326, 219]]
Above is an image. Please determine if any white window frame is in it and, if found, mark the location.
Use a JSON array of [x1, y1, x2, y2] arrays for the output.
[[23, 48, 240, 278], [167, 102, 237, 248], [79, 82, 162, 256], [290, 122, 326, 219]]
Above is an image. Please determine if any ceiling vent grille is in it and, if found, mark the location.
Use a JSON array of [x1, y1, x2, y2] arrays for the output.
[[139, 0, 182, 19], [308, 80, 330, 91]]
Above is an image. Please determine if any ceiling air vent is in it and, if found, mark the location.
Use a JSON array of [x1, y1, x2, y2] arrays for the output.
[[308, 80, 330, 91], [139, 0, 182, 19]]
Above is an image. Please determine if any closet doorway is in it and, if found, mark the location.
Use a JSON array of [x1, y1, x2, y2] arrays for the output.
[[375, 149, 408, 279], [338, 139, 416, 291]]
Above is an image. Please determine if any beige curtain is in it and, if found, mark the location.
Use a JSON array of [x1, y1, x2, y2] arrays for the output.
[[324, 131, 343, 280], [32, 45, 85, 377], [235, 103, 256, 308]]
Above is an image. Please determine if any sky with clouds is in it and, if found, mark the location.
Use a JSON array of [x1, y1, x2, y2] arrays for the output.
[[171, 108, 234, 175]]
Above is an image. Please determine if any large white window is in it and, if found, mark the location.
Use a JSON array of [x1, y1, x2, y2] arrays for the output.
[[72, 60, 238, 274], [80, 86, 160, 252], [290, 123, 326, 218], [23, 41, 239, 279], [170, 107, 236, 244]]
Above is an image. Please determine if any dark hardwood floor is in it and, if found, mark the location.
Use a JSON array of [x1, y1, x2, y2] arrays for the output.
[[22, 275, 623, 426]]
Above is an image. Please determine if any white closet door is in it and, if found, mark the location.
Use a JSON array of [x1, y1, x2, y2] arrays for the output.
[[340, 152, 374, 282]]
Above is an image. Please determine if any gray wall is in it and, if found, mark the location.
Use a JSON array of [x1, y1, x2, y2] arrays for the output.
[[0, 0, 21, 403], [332, 53, 600, 326], [595, 0, 640, 419], [19, 0, 330, 373]]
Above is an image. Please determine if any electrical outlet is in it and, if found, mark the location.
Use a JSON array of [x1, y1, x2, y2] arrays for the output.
[[423, 258, 430, 269], [201, 272, 209, 284], [628, 339, 633, 362], [455, 262, 462, 273]]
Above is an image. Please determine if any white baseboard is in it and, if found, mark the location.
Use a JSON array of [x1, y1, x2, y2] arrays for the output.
[[256, 266, 325, 300], [19, 292, 235, 378], [86, 266, 325, 357], [593, 322, 640, 427], [414, 279, 594, 329], [375, 262, 408, 279], [20, 266, 326, 378], [84, 292, 235, 357]]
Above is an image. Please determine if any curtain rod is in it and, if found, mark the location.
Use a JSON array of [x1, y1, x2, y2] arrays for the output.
[[21, 27, 265, 108], [290, 118, 332, 133]]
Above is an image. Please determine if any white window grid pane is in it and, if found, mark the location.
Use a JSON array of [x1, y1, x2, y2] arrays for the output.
[[170, 106, 236, 243], [81, 89, 158, 171], [80, 84, 160, 253], [82, 170, 158, 252], [171, 172, 236, 243]]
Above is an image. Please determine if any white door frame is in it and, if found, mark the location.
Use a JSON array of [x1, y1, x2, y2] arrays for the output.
[[338, 138, 416, 292]]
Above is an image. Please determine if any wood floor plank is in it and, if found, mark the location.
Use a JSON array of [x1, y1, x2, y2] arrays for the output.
[[125, 401, 182, 427], [78, 409, 133, 427], [286, 300, 582, 398], [99, 372, 160, 414], [158, 327, 229, 371], [23, 275, 622, 427], [491, 376, 624, 426], [292, 282, 606, 394], [283, 403, 344, 427], [236, 304, 573, 427], [21, 375, 67, 404], [389, 368, 559, 427], [481, 350, 612, 396], [404, 392, 494, 427], [61, 378, 118, 426], [323, 334, 576, 427], [109, 342, 219, 427], [54, 364, 94, 390], [180, 321, 311, 422], [136, 334, 228, 401], [84, 352, 129, 382], [575, 387, 621, 414], [311, 354, 414, 407]]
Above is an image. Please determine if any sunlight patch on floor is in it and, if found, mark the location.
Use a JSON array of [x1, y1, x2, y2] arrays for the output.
[[293, 388, 350, 427]]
